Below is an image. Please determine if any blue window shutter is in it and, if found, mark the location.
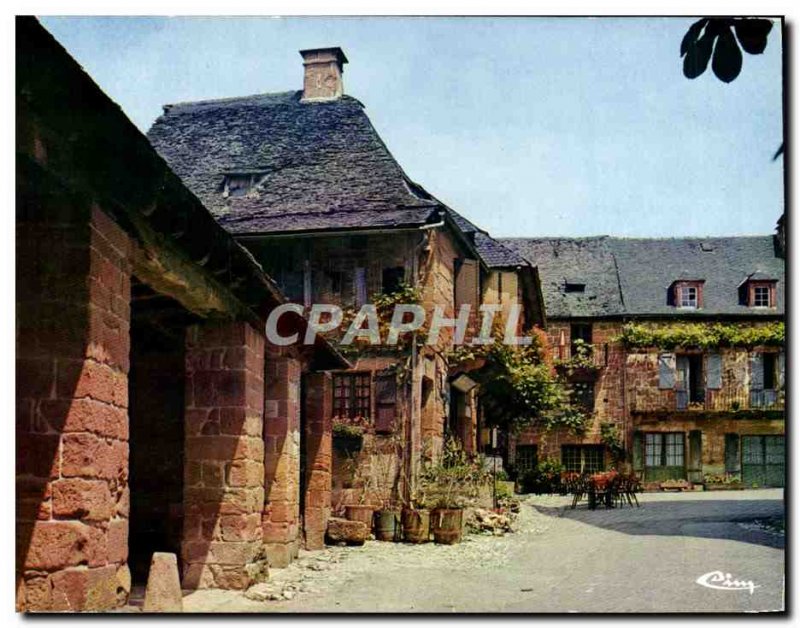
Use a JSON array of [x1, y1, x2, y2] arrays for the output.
[[706, 353, 722, 390], [750, 353, 764, 391], [658, 353, 676, 389]]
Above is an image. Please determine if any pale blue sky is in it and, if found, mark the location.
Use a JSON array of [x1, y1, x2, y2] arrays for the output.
[[39, 16, 784, 238]]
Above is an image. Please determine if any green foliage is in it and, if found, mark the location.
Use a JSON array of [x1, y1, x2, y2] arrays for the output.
[[619, 322, 784, 350], [332, 421, 365, 439], [600, 422, 625, 462], [703, 473, 742, 485], [453, 335, 565, 432], [553, 339, 600, 374], [417, 437, 490, 509], [542, 405, 589, 436], [518, 459, 564, 494]]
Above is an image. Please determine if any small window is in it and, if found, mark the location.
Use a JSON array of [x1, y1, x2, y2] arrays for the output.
[[382, 267, 405, 295], [571, 381, 595, 413], [679, 286, 698, 308], [561, 445, 604, 474], [333, 373, 371, 420], [222, 174, 258, 198], [750, 283, 774, 308], [515, 445, 538, 473], [645, 433, 685, 468], [326, 269, 343, 295], [753, 286, 770, 307], [565, 282, 586, 293]]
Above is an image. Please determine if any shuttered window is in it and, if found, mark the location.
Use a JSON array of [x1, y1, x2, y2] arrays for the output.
[[333, 373, 371, 420], [706, 353, 722, 390], [658, 353, 676, 389], [374, 373, 397, 434], [724, 434, 741, 473], [750, 353, 764, 391]]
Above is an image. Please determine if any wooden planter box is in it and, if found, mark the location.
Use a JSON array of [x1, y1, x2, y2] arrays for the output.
[[704, 483, 744, 491]]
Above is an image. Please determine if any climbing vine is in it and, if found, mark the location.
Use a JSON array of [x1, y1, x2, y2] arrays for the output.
[[449, 327, 586, 435], [618, 321, 784, 350]]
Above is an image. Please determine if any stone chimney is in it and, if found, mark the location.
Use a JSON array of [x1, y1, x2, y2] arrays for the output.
[[300, 47, 348, 102]]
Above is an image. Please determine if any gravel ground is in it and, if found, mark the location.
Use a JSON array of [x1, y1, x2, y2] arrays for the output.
[[181, 490, 785, 613]]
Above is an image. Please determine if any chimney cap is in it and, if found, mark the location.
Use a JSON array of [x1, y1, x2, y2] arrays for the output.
[[299, 47, 349, 68]]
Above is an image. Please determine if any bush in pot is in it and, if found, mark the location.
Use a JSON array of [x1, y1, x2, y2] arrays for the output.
[[419, 437, 487, 544]]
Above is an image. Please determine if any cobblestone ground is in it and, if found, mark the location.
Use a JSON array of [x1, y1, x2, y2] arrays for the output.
[[180, 489, 784, 613]]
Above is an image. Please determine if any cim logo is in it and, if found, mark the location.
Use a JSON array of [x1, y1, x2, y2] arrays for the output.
[[696, 571, 759, 595]]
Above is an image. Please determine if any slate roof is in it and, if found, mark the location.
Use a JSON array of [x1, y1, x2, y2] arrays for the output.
[[445, 208, 528, 268], [502, 236, 784, 319], [147, 91, 442, 234]]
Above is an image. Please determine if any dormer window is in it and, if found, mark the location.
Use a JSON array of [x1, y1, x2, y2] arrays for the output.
[[739, 275, 777, 308], [222, 173, 263, 198], [564, 277, 586, 293], [679, 285, 698, 308], [669, 280, 704, 309], [748, 281, 776, 308]]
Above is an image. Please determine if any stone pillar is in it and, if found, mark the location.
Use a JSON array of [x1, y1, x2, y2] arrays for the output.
[[262, 356, 302, 567], [182, 322, 267, 590], [303, 372, 332, 551], [16, 205, 132, 611]]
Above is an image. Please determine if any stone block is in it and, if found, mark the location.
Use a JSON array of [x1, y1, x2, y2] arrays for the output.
[[143, 552, 183, 613], [325, 517, 367, 546]]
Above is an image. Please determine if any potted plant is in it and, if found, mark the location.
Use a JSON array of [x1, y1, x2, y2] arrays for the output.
[[703, 473, 743, 491], [419, 437, 484, 544], [342, 447, 377, 530], [332, 418, 366, 455], [373, 436, 403, 542]]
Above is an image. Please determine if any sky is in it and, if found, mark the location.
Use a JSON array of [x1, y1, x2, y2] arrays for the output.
[[39, 16, 785, 238]]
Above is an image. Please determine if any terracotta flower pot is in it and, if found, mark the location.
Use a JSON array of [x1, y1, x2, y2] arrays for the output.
[[431, 508, 463, 545], [345, 504, 375, 531], [401, 508, 430, 543]]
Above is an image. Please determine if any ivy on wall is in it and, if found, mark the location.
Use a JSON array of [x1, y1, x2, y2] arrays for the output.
[[619, 321, 784, 350]]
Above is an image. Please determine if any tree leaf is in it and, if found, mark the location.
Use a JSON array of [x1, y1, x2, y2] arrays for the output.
[[712, 27, 743, 83], [680, 18, 709, 56], [683, 22, 717, 79], [733, 18, 773, 55]]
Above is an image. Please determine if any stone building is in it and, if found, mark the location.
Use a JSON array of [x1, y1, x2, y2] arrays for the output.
[[503, 235, 785, 488], [146, 48, 544, 511], [16, 18, 348, 611]]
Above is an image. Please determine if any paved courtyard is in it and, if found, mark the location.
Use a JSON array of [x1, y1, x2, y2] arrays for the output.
[[180, 489, 784, 613]]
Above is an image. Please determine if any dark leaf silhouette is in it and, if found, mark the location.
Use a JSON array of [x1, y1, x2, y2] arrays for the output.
[[734, 19, 773, 54], [683, 21, 716, 79], [772, 143, 784, 161], [680, 18, 708, 56], [712, 27, 743, 83], [680, 17, 774, 82]]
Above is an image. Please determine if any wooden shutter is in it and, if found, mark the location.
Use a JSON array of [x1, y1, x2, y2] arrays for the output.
[[658, 353, 676, 389], [632, 431, 643, 474], [778, 351, 785, 389], [706, 353, 722, 390], [374, 373, 397, 434], [687, 430, 702, 483], [724, 433, 741, 474], [750, 353, 764, 390], [354, 267, 367, 307]]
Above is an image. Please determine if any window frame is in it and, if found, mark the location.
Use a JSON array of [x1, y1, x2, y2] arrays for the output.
[[749, 281, 775, 308], [679, 285, 698, 309], [332, 372, 372, 421], [644, 432, 685, 468]]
